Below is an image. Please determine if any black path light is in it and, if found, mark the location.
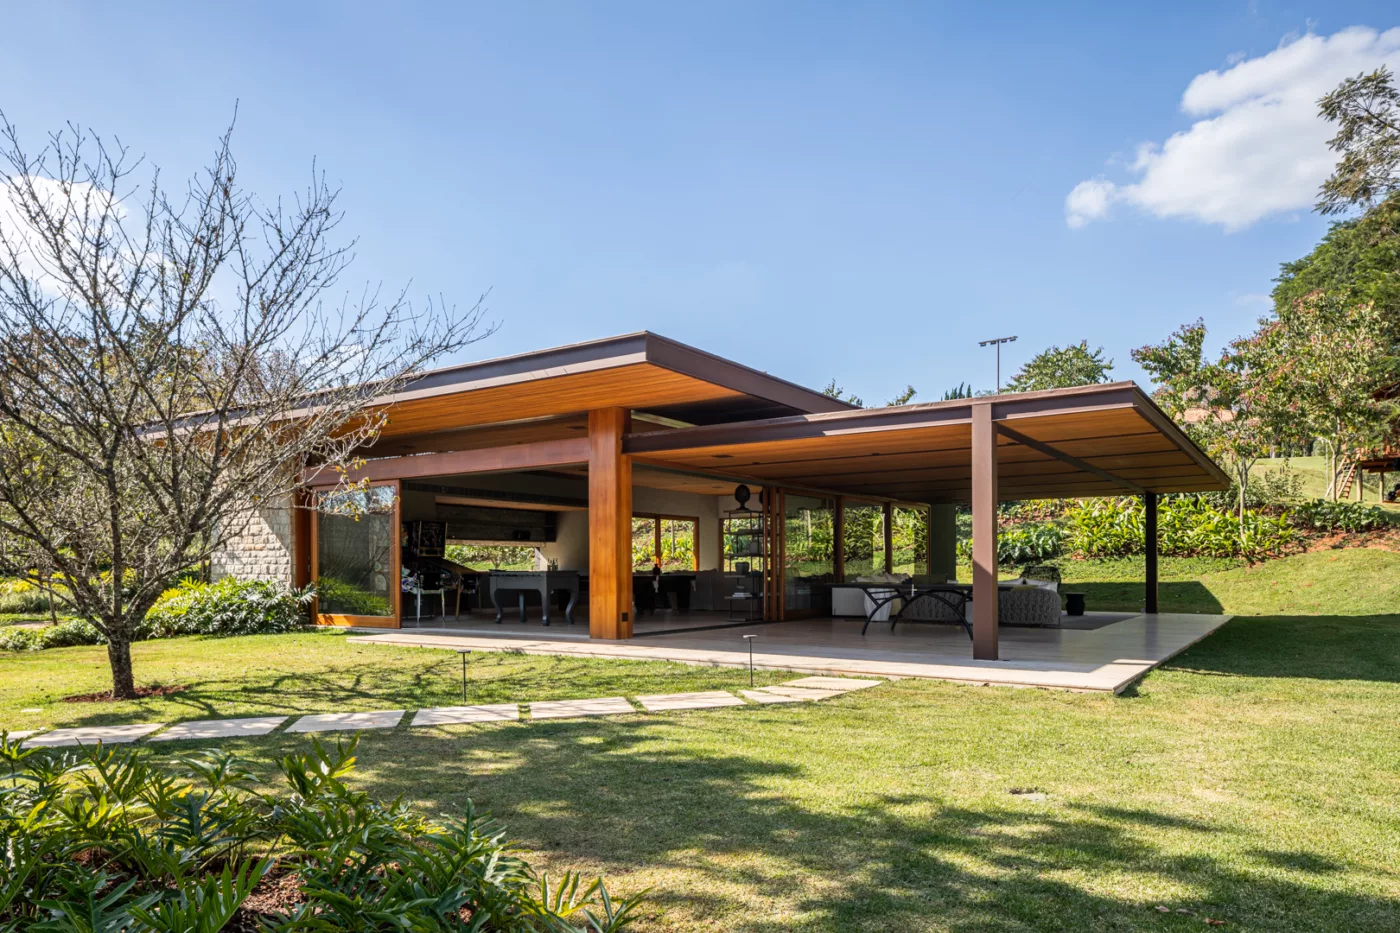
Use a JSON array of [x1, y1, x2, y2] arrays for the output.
[[742, 633, 757, 687], [456, 648, 471, 704]]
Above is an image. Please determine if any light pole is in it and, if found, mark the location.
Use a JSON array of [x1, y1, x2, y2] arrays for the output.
[[978, 335, 1018, 393]]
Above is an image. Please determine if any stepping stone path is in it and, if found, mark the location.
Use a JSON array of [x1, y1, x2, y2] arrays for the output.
[[637, 691, 746, 712], [286, 710, 404, 733], [25, 723, 165, 748], [529, 697, 635, 720], [151, 716, 288, 742], [10, 677, 887, 747], [412, 704, 519, 726]]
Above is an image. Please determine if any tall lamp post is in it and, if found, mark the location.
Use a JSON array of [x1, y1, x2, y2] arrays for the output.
[[978, 335, 1018, 393]]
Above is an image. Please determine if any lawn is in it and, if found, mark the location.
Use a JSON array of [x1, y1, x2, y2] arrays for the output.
[[4, 549, 1400, 931]]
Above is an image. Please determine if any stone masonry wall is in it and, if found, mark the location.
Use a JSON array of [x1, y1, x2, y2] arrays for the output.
[[210, 498, 297, 585]]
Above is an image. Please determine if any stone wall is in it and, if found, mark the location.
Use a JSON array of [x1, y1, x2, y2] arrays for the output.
[[210, 498, 297, 585]]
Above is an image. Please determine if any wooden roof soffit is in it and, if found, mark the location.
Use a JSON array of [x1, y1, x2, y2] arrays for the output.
[[992, 422, 1146, 495]]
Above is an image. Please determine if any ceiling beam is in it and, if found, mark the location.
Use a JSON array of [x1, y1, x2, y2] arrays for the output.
[[993, 423, 1146, 494]]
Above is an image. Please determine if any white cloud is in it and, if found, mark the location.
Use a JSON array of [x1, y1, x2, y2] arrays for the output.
[[1066, 26, 1400, 231]]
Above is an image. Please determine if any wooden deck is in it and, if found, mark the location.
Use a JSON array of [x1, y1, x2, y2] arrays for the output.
[[348, 612, 1233, 694]]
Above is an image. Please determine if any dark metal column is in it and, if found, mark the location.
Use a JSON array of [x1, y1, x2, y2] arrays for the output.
[[1144, 491, 1158, 615]]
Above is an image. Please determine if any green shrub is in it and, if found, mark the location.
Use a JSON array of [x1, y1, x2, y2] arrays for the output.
[[0, 735, 643, 931], [997, 522, 1063, 564], [0, 627, 35, 651], [1063, 496, 1296, 561], [1292, 499, 1394, 533], [143, 578, 313, 638], [1020, 563, 1062, 583], [0, 577, 61, 615], [34, 618, 104, 649]]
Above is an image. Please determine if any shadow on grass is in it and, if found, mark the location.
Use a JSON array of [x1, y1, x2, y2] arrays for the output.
[[1073, 580, 1224, 615], [1162, 614, 1400, 683], [331, 720, 1394, 933]]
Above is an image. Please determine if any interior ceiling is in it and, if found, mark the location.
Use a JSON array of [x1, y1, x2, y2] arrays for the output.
[[629, 406, 1227, 504]]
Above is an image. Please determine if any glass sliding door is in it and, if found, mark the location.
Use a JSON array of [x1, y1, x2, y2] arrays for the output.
[[631, 517, 657, 570], [659, 518, 697, 571], [842, 500, 885, 579], [783, 494, 835, 617], [313, 483, 400, 627]]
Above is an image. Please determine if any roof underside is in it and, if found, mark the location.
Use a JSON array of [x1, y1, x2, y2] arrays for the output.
[[624, 383, 1229, 504]]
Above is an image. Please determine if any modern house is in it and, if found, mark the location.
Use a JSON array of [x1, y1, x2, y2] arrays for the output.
[[214, 332, 1229, 669]]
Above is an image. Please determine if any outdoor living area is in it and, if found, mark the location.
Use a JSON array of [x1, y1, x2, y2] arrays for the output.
[[259, 332, 1233, 692]]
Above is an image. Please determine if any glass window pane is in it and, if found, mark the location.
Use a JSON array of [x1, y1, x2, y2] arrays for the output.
[[842, 502, 884, 578], [784, 495, 834, 614], [891, 505, 930, 578], [316, 488, 395, 617], [632, 517, 657, 570], [659, 519, 696, 571]]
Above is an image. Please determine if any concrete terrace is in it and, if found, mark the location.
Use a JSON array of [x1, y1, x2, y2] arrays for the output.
[[348, 612, 1232, 694]]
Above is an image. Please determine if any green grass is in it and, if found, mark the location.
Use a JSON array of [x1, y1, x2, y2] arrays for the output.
[[4, 549, 1400, 931]]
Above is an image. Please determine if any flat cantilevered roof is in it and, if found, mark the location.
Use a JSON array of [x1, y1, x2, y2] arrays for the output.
[[624, 382, 1229, 503], [369, 332, 854, 438]]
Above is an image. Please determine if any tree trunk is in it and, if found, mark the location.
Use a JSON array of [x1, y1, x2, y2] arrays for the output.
[[107, 636, 136, 699]]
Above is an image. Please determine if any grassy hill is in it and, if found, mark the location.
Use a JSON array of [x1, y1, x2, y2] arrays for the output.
[[1250, 455, 1400, 509]]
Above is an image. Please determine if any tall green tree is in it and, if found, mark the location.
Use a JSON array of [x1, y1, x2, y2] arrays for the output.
[[1005, 341, 1113, 392], [1318, 66, 1400, 215]]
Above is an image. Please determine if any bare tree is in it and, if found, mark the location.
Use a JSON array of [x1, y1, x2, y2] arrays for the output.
[[0, 115, 492, 697]]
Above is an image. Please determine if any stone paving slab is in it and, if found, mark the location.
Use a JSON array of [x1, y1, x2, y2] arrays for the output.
[[5, 730, 41, 741], [25, 723, 165, 748], [412, 704, 520, 726], [742, 689, 806, 704], [529, 697, 634, 720], [286, 711, 404, 733], [786, 676, 883, 692], [750, 685, 845, 701], [151, 716, 289, 742], [636, 691, 746, 712]]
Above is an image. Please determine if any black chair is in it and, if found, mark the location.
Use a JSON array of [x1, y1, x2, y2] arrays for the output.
[[632, 577, 657, 615]]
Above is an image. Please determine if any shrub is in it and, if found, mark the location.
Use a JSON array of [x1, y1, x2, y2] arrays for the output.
[[1291, 499, 1394, 533], [0, 627, 35, 651], [0, 577, 61, 615], [1063, 496, 1296, 561], [34, 618, 105, 649], [997, 522, 1063, 564], [0, 734, 643, 931], [143, 578, 313, 638]]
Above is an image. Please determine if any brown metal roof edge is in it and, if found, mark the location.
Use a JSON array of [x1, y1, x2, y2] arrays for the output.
[[625, 382, 1143, 453], [1126, 385, 1231, 488]]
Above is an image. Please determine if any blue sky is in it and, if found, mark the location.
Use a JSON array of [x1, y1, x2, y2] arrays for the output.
[[2, 2, 1398, 403]]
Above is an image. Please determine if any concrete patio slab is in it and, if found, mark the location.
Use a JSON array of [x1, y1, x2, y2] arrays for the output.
[[5, 729, 41, 741], [412, 704, 520, 726], [24, 723, 165, 747], [286, 711, 404, 733], [636, 691, 746, 712], [349, 612, 1232, 694], [529, 697, 634, 720], [151, 716, 288, 742], [785, 676, 884, 691], [741, 689, 806, 704]]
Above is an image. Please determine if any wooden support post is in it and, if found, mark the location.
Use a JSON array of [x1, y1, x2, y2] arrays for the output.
[[1144, 491, 1158, 615], [971, 404, 999, 660], [588, 408, 632, 639], [882, 501, 893, 574]]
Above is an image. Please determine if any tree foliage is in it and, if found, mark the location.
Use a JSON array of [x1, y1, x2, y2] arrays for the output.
[[1318, 66, 1400, 215], [1004, 340, 1113, 392]]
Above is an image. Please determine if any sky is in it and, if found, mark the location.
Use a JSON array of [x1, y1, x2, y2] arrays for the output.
[[2, 1, 1399, 403]]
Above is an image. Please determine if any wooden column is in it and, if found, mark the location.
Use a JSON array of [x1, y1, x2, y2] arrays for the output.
[[971, 404, 999, 660], [588, 408, 632, 639], [833, 496, 846, 583], [1144, 491, 1158, 615], [882, 501, 893, 574]]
